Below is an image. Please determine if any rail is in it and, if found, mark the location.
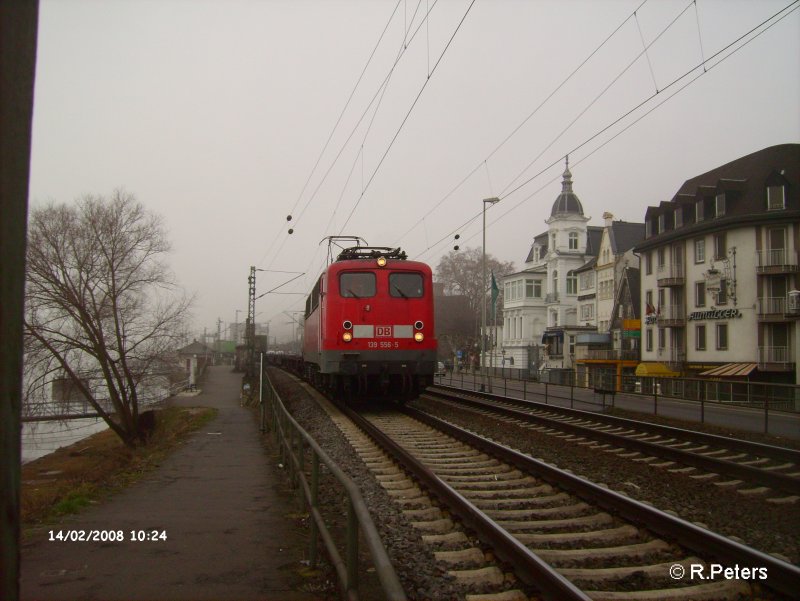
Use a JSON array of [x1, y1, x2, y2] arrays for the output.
[[260, 368, 406, 601]]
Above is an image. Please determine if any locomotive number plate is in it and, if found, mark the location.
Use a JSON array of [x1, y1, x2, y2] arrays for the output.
[[376, 326, 392, 337]]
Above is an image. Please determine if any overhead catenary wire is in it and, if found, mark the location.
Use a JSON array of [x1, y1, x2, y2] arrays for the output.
[[417, 0, 799, 264], [259, 0, 436, 273], [338, 0, 477, 234], [256, 0, 403, 267], [393, 0, 649, 245]]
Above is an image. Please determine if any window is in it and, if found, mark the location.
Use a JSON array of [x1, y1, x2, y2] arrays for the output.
[[579, 272, 594, 291], [551, 270, 558, 294], [675, 207, 683, 228], [658, 214, 665, 234], [533, 280, 542, 298], [533, 247, 540, 261], [695, 282, 706, 307], [551, 233, 556, 250], [525, 279, 534, 298], [645, 289, 653, 309], [658, 327, 665, 350], [694, 238, 705, 263], [696, 199, 704, 222], [340, 272, 376, 298], [646, 220, 653, 238], [566, 272, 577, 295], [716, 323, 728, 350], [658, 288, 666, 311], [657, 247, 666, 269], [646, 328, 653, 352], [696, 325, 706, 351], [569, 232, 578, 250], [715, 193, 726, 217], [646, 252, 653, 275], [767, 185, 785, 210], [389, 272, 423, 298], [581, 303, 594, 320], [713, 232, 726, 261], [716, 279, 728, 305]]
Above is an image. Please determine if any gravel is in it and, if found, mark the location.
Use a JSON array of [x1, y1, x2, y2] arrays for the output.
[[267, 369, 464, 601], [410, 394, 800, 565]]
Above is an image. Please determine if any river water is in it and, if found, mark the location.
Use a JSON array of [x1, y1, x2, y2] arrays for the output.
[[22, 418, 110, 464]]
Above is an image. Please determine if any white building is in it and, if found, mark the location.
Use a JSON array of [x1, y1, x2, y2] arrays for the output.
[[635, 144, 799, 385], [501, 160, 602, 381]]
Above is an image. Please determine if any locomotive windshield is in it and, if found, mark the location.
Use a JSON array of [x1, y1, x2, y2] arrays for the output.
[[340, 272, 376, 298], [389, 272, 423, 298]]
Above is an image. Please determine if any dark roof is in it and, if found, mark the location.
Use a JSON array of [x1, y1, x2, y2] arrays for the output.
[[550, 163, 585, 217], [587, 226, 603, 256], [178, 340, 212, 355], [609, 221, 645, 254], [524, 231, 550, 263], [637, 144, 800, 250], [573, 257, 597, 274]]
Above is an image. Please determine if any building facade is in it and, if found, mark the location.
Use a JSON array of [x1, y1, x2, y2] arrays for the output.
[[635, 144, 799, 384], [501, 160, 602, 380]]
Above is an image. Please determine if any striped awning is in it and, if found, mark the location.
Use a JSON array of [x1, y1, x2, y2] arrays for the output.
[[699, 363, 757, 377]]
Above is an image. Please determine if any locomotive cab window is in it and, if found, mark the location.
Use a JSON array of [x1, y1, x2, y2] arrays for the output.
[[389, 272, 423, 298], [340, 272, 376, 298]]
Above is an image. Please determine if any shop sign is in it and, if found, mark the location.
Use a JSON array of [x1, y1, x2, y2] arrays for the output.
[[687, 308, 742, 321]]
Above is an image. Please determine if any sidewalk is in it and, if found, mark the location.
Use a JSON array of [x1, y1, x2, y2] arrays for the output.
[[20, 365, 320, 601]]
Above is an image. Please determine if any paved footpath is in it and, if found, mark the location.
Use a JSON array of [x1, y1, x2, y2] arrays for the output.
[[21, 365, 319, 601]]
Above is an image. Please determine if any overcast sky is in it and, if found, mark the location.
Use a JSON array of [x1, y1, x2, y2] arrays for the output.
[[29, 0, 800, 343]]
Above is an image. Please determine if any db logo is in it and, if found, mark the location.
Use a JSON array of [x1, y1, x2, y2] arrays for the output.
[[376, 326, 392, 337]]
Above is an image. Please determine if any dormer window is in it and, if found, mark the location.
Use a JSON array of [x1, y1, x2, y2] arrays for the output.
[[767, 185, 785, 210], [675, 207, 683, 228], [657, 214, 665, 234], [696, 199, 704, 222], [645, 220, 653, 238], [715, 193, 726, 217], [534, 246, 540, 262]]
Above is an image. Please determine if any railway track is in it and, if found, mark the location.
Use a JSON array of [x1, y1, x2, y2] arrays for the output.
[[422, 385, 800, 503], [330, 400, 800, 601]]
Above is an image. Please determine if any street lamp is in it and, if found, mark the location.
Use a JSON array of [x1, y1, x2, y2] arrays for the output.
[[481, 197, 500, 392]]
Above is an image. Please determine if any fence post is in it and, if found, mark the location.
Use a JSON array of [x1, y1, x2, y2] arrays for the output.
[[701, 397, 705, 424], [545, 382, 549, 405], [346, 498, 359, 595], [523, 379, 526, 401], [764, 398, 769, 435], [654, 380, 658, 416], [309, 454, 319, 568]]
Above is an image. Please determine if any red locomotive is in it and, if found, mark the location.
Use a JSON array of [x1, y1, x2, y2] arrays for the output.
[[301, 244, 437, 400]]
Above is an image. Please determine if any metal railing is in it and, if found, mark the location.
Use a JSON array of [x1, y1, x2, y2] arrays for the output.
[[434, 369, 800, 435], [758, 346, 793, 366], [758, 297, 787, 316], [756, 249, 798, 269], [260, 369, 406, 601]]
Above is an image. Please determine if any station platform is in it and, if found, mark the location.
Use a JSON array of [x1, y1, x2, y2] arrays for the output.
[[20, 365, 321, 601]]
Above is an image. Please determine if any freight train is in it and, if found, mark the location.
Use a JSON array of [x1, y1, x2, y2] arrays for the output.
[[290, 244, 437, 401]]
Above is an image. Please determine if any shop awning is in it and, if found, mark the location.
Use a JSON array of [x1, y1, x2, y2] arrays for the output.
[[699, 363, 757, 377], [635, 362, 680, 377]]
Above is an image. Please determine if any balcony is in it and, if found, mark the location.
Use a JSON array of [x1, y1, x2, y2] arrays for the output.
[[545, 292, 560, 304], [657, 262, 685, 287], [581, 349, 639, 361], [758, 346, 795, 371], [757, 297, 787, 321], [668, 349, 686, 369], [657, 305, 685, 327], [756, 249, 799, 274]]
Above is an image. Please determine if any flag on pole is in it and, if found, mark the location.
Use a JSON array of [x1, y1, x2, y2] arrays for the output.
[[491, 271, 499, 320]]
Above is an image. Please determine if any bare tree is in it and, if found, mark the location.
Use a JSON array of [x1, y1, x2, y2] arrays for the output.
[[435, 246, 515, 330], [23, 191, 192, 447]]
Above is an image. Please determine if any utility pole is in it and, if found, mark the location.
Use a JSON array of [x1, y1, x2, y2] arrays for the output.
[[247, 266, 256, 377]]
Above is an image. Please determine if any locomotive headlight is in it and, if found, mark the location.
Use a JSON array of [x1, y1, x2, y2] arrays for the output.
[[342, 332, 353, 342], [376, 256, 387, 267], [414, 332, 424, 343]]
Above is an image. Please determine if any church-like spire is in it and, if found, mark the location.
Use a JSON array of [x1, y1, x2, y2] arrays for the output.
[[561, 155, 573, 194]]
